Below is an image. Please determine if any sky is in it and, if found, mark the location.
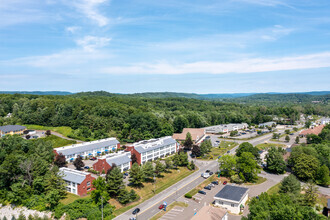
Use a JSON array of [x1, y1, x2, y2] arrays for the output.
[[0, 0, 330, 94]]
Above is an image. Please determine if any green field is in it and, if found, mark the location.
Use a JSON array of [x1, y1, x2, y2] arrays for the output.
[[255, 143, 286, 150], [39, 135, 76, 148], [267, 183, 281, 195], [200, 141, 238, 160], [23, 124, 73, 137]]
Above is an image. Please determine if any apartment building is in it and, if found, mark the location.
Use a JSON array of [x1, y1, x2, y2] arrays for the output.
[[59, 167, 95, 196], [93, 151, 131, 173], [0, 125, 26, 137], [126, 136, 178, 165], [54, 138, 120, 161]]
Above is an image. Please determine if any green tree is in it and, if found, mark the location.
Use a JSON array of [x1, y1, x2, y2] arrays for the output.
[[218, 155, 237, 177], [129, 163, 144, 187], [292, 153, 320, 181], [266, 147, 286, 174], [230, 130, 238, 137], [303, 182, 318, 207], [236, 142, 260, 161], [305, 121, 311, 128], [106, 167, 124, 197], [142, 161, 154, 179], [192, 145, 201, 157], [179, 152, 189, 166], [279, 174, 301, 194], [183, 132, 193, 150], [295, 136, 299, 144], [172, 153, 180, 168], [316, 165, 330, 186], [285, 129, 290, 134], [91, 177, 110, 205], [285, 135, 290, 142], [237, 152, 259, 182], [73, 156, 85, 170], [165, 157, 173, 169], [155, 161, 165, 176], [173, 116, 188, 133]]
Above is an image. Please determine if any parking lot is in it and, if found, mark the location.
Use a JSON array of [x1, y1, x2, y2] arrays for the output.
[[159, 207, 185, 220]]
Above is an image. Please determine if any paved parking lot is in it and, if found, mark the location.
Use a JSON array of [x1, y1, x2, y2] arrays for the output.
[[159, 207, 185, 220]]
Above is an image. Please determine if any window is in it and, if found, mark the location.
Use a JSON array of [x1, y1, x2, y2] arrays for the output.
[[87, 181, 91, 186], [231, 204, 235, 207], [87, 187, 91, 191], [72, 183, 76, 187], [219, 201, 223, 205], [72, 189, 76, 194]]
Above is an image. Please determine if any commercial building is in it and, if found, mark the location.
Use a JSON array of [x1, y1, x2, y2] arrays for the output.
[[214, 185, 249, 214], [172, 128, 205, 144], [191, 206, 228, 220], [299, 124, 325, 137], [258, 122, 276, 127], [126, 136, 178, 165], [320, 117, 330, 125], [204, 123, 248, 134], [54, 138, 120, 161], [0, 125, 26, 136], [59, 167, 95, 196], [93, 151, 131, 173]]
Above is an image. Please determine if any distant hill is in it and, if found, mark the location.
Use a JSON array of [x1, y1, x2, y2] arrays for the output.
[[0, 91, 72, 95]]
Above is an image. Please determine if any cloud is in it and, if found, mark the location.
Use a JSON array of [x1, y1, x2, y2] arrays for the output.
[[75, 35, 111, 51], [232, 0, 293, 8], [101, 52, 330, 75], [72, 0, 109, 27], [66, 26, 81, 33]]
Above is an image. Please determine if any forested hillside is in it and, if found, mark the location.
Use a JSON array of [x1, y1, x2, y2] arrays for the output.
[[0, 93, 328, 142]]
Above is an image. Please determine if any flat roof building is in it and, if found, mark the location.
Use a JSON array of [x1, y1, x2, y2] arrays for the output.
[[126, 136, 178, 165], [214, 185, 249, 214], [300, 124, 325, 137], [259, 122, 276, 127], [54, 138, 120, 161], [0, 125, 26, 136], [172, 128, 205, 144], [204, 123, 248, 134], [59, 167, 95, 196], [93, 151, 131, 173], [191, 206, 228, 220]]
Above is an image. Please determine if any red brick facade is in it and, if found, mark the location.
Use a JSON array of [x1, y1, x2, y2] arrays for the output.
[[77, 174, 95, 196], [93, 159, 112, 174], [125, 146, 142, 165]]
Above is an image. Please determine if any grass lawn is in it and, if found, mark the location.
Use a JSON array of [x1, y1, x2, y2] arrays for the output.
[[23, 124, 73, 137], [112, 166, 196, 217], [267, 183, 281, 195], [255, 143, 286, 150], [35, 135, 76, 148], [60, 193, 91, 205], [200, 141, 238, 160], [150, 201, 188, 220]]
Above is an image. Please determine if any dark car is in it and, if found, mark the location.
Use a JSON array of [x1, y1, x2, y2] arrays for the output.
[[191, 154, 196, 158], [223, 181, 227, 185], [124, 172, 129, 176], [84, 166, 90, 169], [227, 151, 230, 154], [89, 157, 96, 161], [209, 171, 213, 175], [290, 133, 294, 135], [159, 204, 164, 209], [205, 170, 210, 173], [123, 175, 126, 179], [205, 136, 210, 139], [198, 190, 206, 195], [204, 185, 212, 190], [211, 181, 219, 185], [132, 208, 140, 215]]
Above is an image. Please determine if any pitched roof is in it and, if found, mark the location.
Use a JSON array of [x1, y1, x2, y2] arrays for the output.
[[105, 152, 131, 166], [172, 128, 205, 141], [132, 136, 177, 154], [0, 125, 26, 133], [59, 167, 90, 184], [214, 185, 249, 202], [55, 138, 119, 156], [300, 125, 325, 136], [191, 206, 227, 220]]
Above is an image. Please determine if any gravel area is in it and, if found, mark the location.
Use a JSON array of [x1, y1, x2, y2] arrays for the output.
[[0, 204, 52, 219]]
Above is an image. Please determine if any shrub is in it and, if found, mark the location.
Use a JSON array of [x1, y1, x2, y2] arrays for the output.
[[184, 193, 192, 198]]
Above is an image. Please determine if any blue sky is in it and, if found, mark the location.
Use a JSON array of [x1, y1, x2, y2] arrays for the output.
[[0, 0, 330, 93]]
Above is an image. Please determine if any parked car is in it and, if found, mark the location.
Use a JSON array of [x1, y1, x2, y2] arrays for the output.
[[89, 157, 96, 161], [290, 133, 294, 135], [84, 166, 90, 169], [123, 175, 126, 179], [159, 204, 164, 209], [201, 173, 210, 178], [209, 183, 215, 188], [209, 171, 213, 175], [227, 151, 230, 154], [223, 181, 227, 185], [205, 136, 210, 139], [204, 185, 212, 190], [212, 181, 219, 185], [191, 154, 196, 158], [124, 172, 129, 176], [205, 170, 210, 173], [198, 190, 206, 195], [132, 208, 140, 215]]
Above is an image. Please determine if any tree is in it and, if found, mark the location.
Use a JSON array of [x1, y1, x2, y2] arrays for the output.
[[316, 165, 330, 186], [237, 152, 259, 182], [279, 174, 301, 194], [54, 153, 67, 168], [293, 127, 298, 132], [73, 156, 84, 170], [218, 155, 236, 177], [303, 182, 318, 207], [129, 163, 144, 187], [306, 134, 322, 144], [285, 135, 290, 142], [106, 167, 124, 197], [272, 133, 280, 139], [230, 130, 238, 137], [172, 153, 180, 168], [91, 177, 110, 205], [183, 132, 193, 150], [45, 130, 51, 136], [155, 161, 165, 176], [292, 153, 320, 181], [165, 157, 173, 169], [200, 140, 212, 156], [131, 153, 138, 164], [142, 161, 154, 179], [285, 129, 290, 135], [173, 116, 188, 133], [295, 136, 299, 144], [265, 147, 286, 174], [236, 142, 260, 161], [189, 160, 195, 170], [305, 121, 311, 128], [191, 145, 201, 157], [179, 152, 189, 166]]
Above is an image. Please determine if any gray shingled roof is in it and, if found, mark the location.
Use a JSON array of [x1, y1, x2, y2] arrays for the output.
[[0, 125, 26, 133], [106, 154, 131, 166], [56, 138, 119, 156], [214, 185, 248, 202], [134, 137, 177, 154], [59, 168, 88, 184]]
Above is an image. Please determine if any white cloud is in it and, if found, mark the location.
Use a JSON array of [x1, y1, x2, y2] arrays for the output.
[[75, 35, 111, 51], [101, 52, 330, 75], [72, 0, 109, 27], [66, 26, 81, 33]]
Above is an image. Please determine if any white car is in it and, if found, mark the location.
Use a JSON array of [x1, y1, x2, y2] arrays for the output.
[[201, 173, 210, 178]]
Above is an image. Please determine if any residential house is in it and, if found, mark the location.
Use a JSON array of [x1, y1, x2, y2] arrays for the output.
[[54, 138, 120, 161], [59, 167, 95, 196], [172, 128, 205, 144], [0, 125, 26, 137], [191, 206, 228, 220], [320, 117, 330, 125], [93, 151, 131, 173], [214, 185, 249, 214], [126, 136, 178, 165]]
